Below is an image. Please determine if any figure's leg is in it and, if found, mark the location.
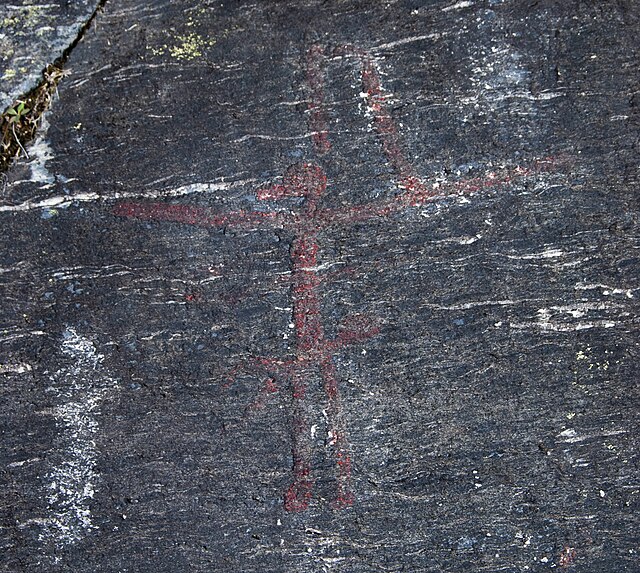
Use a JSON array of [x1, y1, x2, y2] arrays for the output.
[[320, 356, 354, 509], [284, 368, 314, 512]]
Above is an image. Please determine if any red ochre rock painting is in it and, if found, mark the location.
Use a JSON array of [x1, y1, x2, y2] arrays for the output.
[[113, 43, 562, 512]]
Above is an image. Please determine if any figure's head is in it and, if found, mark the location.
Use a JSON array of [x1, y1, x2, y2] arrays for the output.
[[256, 163, 326, 202]]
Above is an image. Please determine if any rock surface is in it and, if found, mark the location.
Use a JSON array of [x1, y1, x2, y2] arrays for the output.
[[1, 1, 638, 572]]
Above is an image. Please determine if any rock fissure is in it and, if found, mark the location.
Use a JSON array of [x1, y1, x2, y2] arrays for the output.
[[0, 0, 109, 174]]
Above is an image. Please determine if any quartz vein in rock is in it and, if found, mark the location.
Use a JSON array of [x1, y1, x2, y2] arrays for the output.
[[40, 327, 117, 548]]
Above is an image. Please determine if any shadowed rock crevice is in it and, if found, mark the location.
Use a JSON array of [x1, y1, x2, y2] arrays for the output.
[[0, 0, 108, 174]]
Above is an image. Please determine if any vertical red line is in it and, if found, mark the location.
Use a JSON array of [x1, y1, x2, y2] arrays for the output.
[[284, 369, 313, 512], [306, 45, 332, 153], [288, 199, 356, 508], [284, 233, 321, 510], [320, 356, 354, 508], [291, 236, 322, 352]]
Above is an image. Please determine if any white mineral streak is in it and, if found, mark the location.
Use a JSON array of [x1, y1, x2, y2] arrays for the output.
[[0, 192, 103, 212], [50, 263, 133, 282], [28, 115, 56, 185], [233, 133, 320, 143], [0, 362, 33, 374], [40, 328, 117, 548], [442, 1, 475, 12], [419, 298, 538, 311], [371, 33, 441, 52], [575, 283, 635, 299], [506, 300, 621, 331], [0, 177, 256, 212], [509, 319, 617, 333], [0, 328, 47, 343], [503, 248, 565, 260], [557, 428, 627, 444]]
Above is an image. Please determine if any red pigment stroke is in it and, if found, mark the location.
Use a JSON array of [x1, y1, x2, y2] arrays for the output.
[[311, 43, 566, 208], [115, 159, 559, 512], [116, 159, 558, 233], [306, 42, 429, 196], [306, 45, 332, 154], [339, 44, 427, 195], [285, 368, 313, 512], [116, 164, 377, 512], [321, 156, 562, 226], [273, 165, 363, 511], [115, 41, 566, 513], [320, 356, 354, 509]]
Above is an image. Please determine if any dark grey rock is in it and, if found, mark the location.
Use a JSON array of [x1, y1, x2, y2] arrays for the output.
[[1, 1, 638, 572]]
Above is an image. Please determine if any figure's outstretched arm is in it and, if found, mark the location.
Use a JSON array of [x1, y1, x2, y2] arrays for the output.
[[322, 156, 564, 225], [113, 201, 292, 230]]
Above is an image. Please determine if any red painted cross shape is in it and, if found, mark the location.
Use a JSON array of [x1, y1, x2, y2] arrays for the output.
[[114, 43, 561, 511]]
